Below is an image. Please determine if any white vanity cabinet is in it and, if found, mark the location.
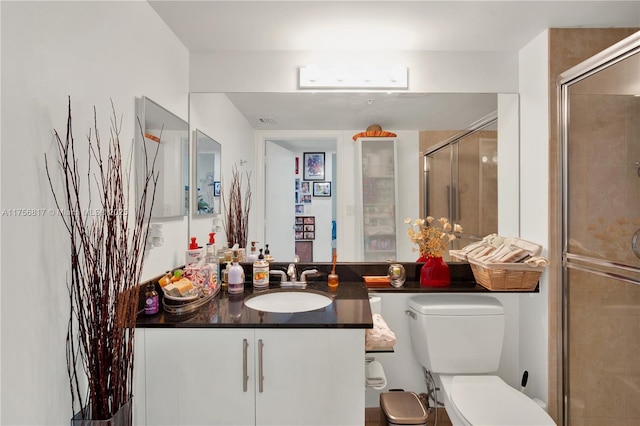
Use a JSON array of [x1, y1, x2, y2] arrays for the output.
[[134, 328, 365, 426], [355, 137, 399, 262]]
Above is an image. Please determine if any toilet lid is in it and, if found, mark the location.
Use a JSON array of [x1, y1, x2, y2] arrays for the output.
[[451, 376, 556, 426]]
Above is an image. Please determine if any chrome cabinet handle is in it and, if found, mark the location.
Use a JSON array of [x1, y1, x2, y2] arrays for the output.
[[258, 339, 264, 393], [242, 338, 249, 392]]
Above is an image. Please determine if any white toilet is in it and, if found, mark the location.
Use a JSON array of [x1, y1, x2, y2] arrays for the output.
[[407, 294, 556, 426]]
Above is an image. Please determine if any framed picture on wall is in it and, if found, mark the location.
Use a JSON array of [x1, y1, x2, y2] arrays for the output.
[[213, 181, 221, 197], [312, 181, 331, 197], [303, 152, 325, 181], [300, 181, 311, 194]]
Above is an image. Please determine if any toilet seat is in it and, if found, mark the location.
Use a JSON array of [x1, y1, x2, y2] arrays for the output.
[[440, 375, 556, 426]]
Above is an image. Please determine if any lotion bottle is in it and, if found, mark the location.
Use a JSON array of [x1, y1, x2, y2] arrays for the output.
[[247, 241, 259, 262], [227, 250, 245, 294], [185, 237, 202, 266], [252, 249, 269, 289]]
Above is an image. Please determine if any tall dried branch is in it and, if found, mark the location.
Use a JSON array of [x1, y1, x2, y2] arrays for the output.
[[221, 165, 251, 248], [44, 97, 158, 420]]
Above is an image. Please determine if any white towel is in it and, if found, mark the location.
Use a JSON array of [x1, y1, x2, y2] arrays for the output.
[[525, 256, 549, 267], [365, 314, 396, 350]]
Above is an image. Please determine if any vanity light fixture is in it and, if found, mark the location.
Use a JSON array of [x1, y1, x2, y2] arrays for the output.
[[299, 64, 408, 90]]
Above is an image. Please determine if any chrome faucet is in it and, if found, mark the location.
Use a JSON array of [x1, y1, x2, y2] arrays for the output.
[[269, 264, 318, 289], [287, 263, 297, 282]]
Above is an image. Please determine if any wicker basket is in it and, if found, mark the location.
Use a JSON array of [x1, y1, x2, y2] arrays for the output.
[[468, 259, 544, 291]]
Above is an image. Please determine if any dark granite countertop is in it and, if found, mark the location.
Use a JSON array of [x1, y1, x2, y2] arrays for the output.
[[135, 261, 537, 329], [136, 278, 373, 329]]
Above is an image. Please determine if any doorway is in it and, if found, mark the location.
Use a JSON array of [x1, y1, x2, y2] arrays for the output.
[[264, 138, 337, 262]]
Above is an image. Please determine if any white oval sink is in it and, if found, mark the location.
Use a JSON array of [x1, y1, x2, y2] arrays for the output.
[[244, 290, 333, 313]]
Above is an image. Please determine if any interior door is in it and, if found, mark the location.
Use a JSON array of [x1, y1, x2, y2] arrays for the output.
[[265, 141, 295, 261]]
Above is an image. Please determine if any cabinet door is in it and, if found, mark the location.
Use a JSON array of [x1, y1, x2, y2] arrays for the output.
[[255, 329, 364, 426], [143, 328, 255, 426]]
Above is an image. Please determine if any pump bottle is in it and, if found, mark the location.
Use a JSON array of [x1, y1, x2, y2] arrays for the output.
[[247, 241, 259, 262], [227, 250, 245, 294], [185, 237, 202, 266], [252, 249, 269, 289]]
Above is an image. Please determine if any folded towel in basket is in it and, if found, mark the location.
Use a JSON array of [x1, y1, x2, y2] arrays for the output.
[[525, 256, 549, 267]]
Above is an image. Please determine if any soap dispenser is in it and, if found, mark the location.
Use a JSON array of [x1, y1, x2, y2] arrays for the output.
[[205, 233, 217, 261], [204, 232, 219, 294], [253, 249, 269, 289], [247, 241, 259, 262], [185, 237, 202, 266], [227, 250, 245, 295], [263, 243, 273, 262]]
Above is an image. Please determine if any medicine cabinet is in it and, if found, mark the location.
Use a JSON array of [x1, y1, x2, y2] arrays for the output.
[[193, 129, 222, 216], [135, 96, 189, 219]]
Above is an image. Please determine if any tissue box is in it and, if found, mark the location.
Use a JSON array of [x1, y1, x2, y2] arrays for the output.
[[183, 263, 218, 294]]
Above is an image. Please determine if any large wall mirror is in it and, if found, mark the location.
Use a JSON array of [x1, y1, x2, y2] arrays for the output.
[[188, 92, 519, 262], [136, 96, 189, 219], [193, 129, 221, 216]]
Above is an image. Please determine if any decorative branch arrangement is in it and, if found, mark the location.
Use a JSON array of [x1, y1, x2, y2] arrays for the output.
[[222, 165, 252, 248], [44, 98, 158, 420]]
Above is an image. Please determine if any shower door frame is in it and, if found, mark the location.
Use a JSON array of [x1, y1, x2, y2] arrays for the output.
[[558, 31, 640, 426]]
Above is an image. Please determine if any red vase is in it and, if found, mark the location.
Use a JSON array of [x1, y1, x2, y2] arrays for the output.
[[419, 256, 450, 287]]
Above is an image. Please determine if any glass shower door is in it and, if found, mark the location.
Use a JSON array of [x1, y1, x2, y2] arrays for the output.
[[561, 32, 640, 426]]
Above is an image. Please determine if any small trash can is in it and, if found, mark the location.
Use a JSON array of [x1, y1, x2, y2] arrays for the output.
[[380, 391, 428, 425]]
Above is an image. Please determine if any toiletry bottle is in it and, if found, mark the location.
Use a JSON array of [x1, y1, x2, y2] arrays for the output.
[[185, 237, 202, 266], [247, 241, 259, 262], [227, 250, 245, 294], [253, 249, 269, 289], [206, 233, 217, 258], [264, 244, 273, 262], [144, 282, 159, 315], [204, 233, 219, 294]]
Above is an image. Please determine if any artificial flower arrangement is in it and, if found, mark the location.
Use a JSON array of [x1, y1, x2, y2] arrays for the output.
[[405, 216, 463, 258]]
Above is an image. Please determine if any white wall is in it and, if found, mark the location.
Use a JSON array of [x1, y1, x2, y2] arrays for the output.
[[517, 29, 551, 403], [0, 2, 189, 424], [190, 50, 519, 93]]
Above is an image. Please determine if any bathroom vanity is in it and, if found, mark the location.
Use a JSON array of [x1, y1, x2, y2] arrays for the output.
[[134, 280, 372, 426], [133, 261, 537, 425]]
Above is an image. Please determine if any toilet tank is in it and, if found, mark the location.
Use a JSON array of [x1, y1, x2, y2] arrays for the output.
[[408, 294, 505, 374]]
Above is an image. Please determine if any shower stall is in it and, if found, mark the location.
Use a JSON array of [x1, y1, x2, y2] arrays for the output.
[[422, 112, 499, 252], [559, 31, 640, 426]]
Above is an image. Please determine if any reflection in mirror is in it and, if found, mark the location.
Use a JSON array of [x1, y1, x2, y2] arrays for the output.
[[194, 129, 221, 216], [189, 92, 519, 262], [136, 96, 189, 219], [421, 113, 498, 253]]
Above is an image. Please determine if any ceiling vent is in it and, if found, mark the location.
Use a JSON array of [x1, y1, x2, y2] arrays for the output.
[[258, 116, 277, 124]]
